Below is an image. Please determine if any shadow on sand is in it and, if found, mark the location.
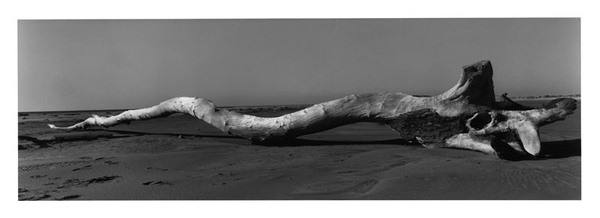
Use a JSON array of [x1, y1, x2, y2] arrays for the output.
[[86, 129, 238, 139], [85, 129, 417, 147], [251, 138, 417, 147], [71, 130, 584, 157], [27, 129, 580, 161], [540, 139, 581, 158], [491, 138, 581, 161]]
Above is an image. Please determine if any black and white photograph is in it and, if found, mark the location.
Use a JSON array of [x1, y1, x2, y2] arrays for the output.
[[9, 1, 600, 216], [17, 18, 581, 201]]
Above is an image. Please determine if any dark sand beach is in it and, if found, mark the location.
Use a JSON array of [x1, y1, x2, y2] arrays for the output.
[[18, 100, 581, 200]]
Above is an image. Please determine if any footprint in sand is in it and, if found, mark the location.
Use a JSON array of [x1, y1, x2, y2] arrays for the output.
[[18, 188, 52, 201], [58, 175, 121, 189], [72, 165, 93, 171], [295, 179, 379, 196], [142, 181, 173, 186], [335, 170, 358, 174], [20, 194, 52, 201], [146, 167, 168, 171], [57, 195, 81, 200], [104, 160, 120, 165]]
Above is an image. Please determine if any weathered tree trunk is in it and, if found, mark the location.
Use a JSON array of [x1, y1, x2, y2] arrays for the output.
[[48, 60, 577, 158]]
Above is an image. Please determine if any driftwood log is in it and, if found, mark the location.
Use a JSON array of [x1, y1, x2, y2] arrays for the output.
[[48, 60, 577, 159]]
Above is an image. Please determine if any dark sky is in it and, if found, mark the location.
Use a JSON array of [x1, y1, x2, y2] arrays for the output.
[[18, 19, 580, 112]]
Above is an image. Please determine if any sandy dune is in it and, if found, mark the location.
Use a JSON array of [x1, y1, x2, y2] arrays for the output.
[[18, 100, 581, 200]]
